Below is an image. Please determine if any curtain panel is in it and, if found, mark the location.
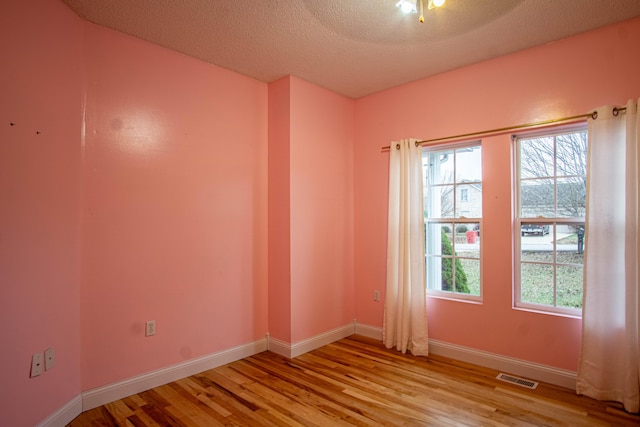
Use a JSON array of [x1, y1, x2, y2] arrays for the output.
[[577, 99, 639, 413], [383, 139, 429, 356]]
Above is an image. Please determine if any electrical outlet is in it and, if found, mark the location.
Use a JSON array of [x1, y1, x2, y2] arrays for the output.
[[44, 347, 55, 371], [145, 320, 156, 337], [373, 290, 380, 302], [30, 353, 44, 377]]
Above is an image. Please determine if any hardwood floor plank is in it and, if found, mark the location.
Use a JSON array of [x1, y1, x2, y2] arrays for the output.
[[292, 353, 497, 425], [242, 355, 409, 425], [177, 378, 234, 418], [68, 335, 640, 426], [229, 361, 374, 426]]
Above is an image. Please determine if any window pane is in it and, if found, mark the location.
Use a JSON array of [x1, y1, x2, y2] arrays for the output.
[[520, 178, 554, 217], [520, 221, 553, 264], [520, 137, 554, 179], [458, 258, 480, 296], [441, 256, 454, 291], [456, 184, 481, 217], [439, 151, 455, 184], [557, 265, 583, 309], [453, 223, 470, 249], [556, 223, 585, 263], [425, 256, 442, 291], [439, 185, 454, 218], [458, 240, 479, 260], [424, 184, 449, 219], [456, 146, 482, 182], [426, 223, 448, 291], [557, 177, 586, 217], [425, 223, 450, 256], [556, 132, 587, 177], [520, 263, 554, 306], [424, 150, 454, 185], [455, 224, 479, 257]]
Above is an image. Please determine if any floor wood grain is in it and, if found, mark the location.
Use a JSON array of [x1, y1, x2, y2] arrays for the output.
[[68, 335, 640, 426]]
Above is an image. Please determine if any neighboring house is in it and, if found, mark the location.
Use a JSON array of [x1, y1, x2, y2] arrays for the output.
[[456, 181, 482, 218]]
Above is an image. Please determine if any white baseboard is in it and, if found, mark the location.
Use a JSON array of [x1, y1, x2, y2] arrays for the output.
[[82, 338, 267, 411], [268, 336, 292, 358], [353, 323, 577, 390], [291, 323, 355, 358], [428, 339, 577, 389], [268, 322, 356, 359], [355, 323, 383, 340], [42, 323, 576, 425], [37, 393, 82, 427]]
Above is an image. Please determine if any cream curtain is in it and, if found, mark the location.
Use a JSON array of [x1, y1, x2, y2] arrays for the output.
[[577, 99, 639, 413], [383, 138, 429, 356]]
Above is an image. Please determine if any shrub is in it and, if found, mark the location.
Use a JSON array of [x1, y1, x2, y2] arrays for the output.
[[455, 224, 468, 233], [442, 225, 451, 233], [441, 228, 470, 293]]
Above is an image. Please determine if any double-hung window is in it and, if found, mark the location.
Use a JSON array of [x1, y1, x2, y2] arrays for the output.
[[514, 126, 587, 315], [423, 142, 482, 299]]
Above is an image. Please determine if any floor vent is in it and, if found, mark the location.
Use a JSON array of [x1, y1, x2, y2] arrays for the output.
[[496, 373, 539, 390]]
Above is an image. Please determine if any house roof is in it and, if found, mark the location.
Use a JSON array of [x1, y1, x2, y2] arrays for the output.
[[61, 0, 640, 98]]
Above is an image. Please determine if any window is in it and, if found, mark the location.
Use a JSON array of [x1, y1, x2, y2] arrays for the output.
[[423, 142, 482, 299], [515, 127, 587, 315]]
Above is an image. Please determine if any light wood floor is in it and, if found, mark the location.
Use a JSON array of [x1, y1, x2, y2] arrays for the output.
[[68, 335, 639, 426]]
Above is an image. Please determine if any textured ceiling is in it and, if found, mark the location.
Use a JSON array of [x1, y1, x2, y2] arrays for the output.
[[61, 0, 640, 98]]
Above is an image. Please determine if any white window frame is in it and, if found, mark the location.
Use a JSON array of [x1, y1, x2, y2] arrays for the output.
[[423, 141, 482, 302], [513, 125, 587, 317]]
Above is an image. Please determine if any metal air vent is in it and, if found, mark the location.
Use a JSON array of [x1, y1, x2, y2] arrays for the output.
[[496, 373, 539, 389]]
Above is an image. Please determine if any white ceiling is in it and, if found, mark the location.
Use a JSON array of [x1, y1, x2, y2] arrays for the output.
[[61, 0, 640, 99]]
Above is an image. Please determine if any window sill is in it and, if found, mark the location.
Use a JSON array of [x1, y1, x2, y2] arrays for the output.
[[513, 303, 582, 319], [427, 292, 483, 305]]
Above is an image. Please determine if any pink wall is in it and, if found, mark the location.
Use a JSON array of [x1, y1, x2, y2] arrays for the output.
[[0, 0, 84, 425], [268, 76, 356, 344], [268, 77, 292, 342], [354, 17, 640, 371], [289, 77, 355, 342], [80, 25, 269, 389]]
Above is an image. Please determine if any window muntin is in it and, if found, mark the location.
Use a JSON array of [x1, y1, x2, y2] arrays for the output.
[[515, 128, 587, 315], [423, 142, 482, 299]]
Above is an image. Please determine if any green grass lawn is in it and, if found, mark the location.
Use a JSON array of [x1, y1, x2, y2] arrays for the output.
[[520, 252, 583, 308], [457, 251, 583, 308]]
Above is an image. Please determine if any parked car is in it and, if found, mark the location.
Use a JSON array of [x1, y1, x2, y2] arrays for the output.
[[521, 224, 549, 236]]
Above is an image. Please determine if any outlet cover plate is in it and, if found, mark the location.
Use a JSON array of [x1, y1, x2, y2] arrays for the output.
[[30, 353, 44, 377], [145, 320, 156, 337]]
